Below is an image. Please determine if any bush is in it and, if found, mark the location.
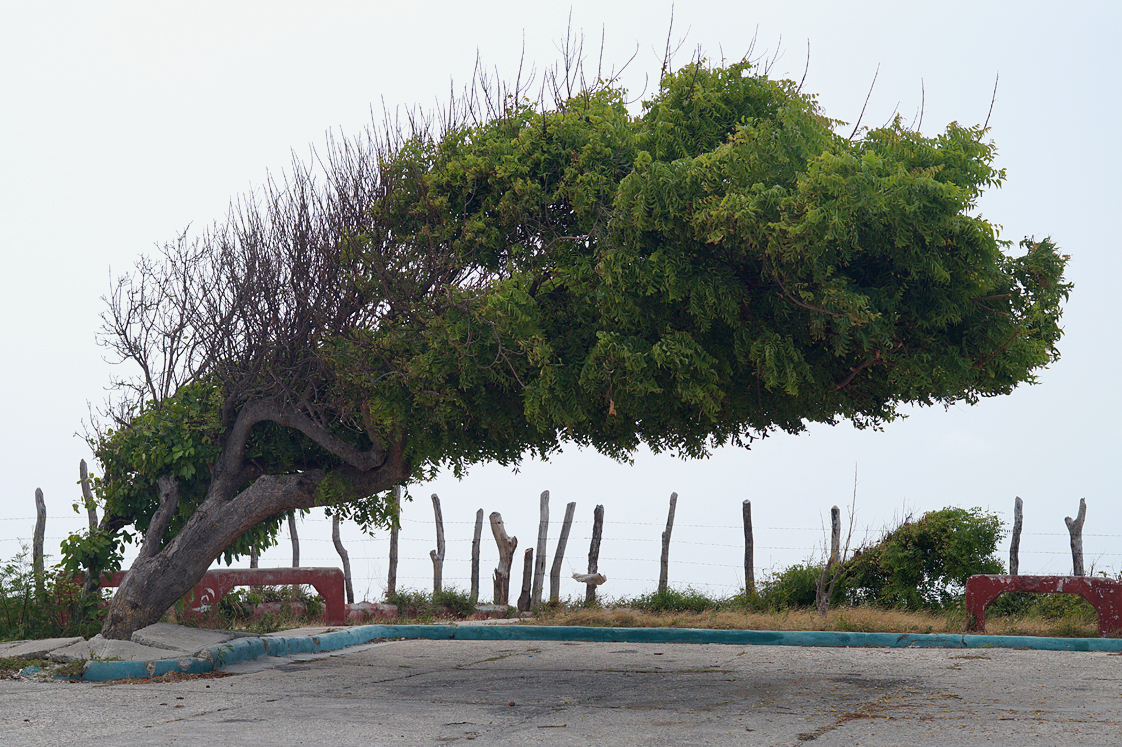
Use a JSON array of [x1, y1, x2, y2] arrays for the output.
[[629, 587, 722, 613], [844, 507, 1004, 609], [1, 548, 107, 641], [757, 562, 847, 611]]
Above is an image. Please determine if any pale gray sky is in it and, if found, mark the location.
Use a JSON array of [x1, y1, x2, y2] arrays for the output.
[[2, 1, 1119, 601]]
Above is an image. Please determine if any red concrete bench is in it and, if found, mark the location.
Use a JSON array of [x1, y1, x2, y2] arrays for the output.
[[102, 567, 347, 626], [965, 574, 1122, 638]]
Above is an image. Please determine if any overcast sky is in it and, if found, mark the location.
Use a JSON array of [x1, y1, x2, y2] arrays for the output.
[[2, 1, 1119, 602]]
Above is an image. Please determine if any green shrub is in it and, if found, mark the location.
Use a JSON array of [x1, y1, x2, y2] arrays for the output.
[[629, 587, 723, 613], [757, 562, 847, 611], [1, 548, 107, 641]]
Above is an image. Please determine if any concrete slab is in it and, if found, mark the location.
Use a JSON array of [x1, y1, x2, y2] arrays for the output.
[[130, 622, 236, 653], [48, 635, 177, 664], [1, 637, 83, 659], [261, 626, 335, 638]]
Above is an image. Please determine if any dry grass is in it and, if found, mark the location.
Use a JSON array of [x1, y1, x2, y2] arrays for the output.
[[529, 605, 1104, 638]]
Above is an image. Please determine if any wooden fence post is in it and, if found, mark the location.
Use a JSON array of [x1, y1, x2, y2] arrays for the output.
[[387, 486, 401, 598], [490, 511, 517, 605], [288, 514, 300, 567], [742, 499, 755, 595], [332, 516, 355, 604], [532, 490, 549, 609], [33, 488, 46, 595], [80, 459, 97, 531], [586, 504, 604, 604], [658, 492, 678, 594], [829, 505, 841, 565], [549, 502, 577, 603], [1065, 498, 1087, 576], [430, 494, 445, 594], [1010, 496, 1023, 575], [249, 545, 258, 569], [470, 508, 484, 604], [517, 548, 534, 612]]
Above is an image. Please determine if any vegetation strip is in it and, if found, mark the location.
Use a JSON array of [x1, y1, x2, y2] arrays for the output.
[[67, 625, 1122, 681]]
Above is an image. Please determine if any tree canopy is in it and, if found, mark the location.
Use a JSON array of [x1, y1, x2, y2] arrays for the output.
[[75, 55, 1070, 638]]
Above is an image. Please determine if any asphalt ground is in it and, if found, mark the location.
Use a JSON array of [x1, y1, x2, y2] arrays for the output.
[[3, 638, 1121, 746]]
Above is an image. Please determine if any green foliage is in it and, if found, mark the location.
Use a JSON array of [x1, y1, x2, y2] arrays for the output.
[[1, 548, 107, 641], [757, 562, 844, 610], [384, 588, 478, 619], [844, 507, 1005, 609], [629, 586, 723, 613]]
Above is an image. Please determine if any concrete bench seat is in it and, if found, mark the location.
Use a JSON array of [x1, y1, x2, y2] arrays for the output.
[[965, 574, 1122, 637]]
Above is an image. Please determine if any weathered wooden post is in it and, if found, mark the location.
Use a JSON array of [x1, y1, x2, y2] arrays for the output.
[[517, 548, 534, 612], [1065, 498, 1087, 576], [658, 492, 678, 595], [430, 493, 445, 594], [532, 491, 549, 609], [549, 502, 577, 603], [470, 508, 484, 604], [80, 459, 97, 531], [742, 499, 755, 595], [33, 488, 46, 595], [1010, 496, 1023, 575], [586, 504, 604, 604], [387, 485, 401, 597], [829, 505, 841, 565], [288, 514, 300, 567], [490, 512, 517, 605], [250, 545, 259, 568], [332, 516, 355, 604]]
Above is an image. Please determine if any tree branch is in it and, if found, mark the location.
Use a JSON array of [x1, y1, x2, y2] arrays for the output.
[[137, 475, 180, 560]]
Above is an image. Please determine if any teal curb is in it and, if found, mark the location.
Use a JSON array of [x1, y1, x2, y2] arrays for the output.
[[72, 624, 1122, 681]]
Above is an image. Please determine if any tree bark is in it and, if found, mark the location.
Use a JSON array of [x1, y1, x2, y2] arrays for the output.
[[517, 548, 534, 613], [33, 488, 46, 596], [743, 499, 755, 595], [658, 492, 677, 594], [585, 504, 604, 604], [532, 491, 549, 609], [1065, 498, 1087, 576], [549, 502, 576, 603], [470, 508, 483, 604], [1010, 496, 1023, 576], [100, 432, 406, 640], [429, 493, 445, 594], [80, 459, 98, 531], [490, 511, 517, 605], [332, 516, 354, 604]]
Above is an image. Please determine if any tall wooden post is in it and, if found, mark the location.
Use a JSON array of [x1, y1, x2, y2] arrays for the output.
[[1010, 496, 1023, 576], [33, 488, 46, 596], [658, 492, 678, 594], [332, 516, 355, 604], [80, 459, 97, 531], [1065, 498, 1087, 576], [829, 505, 841, 565], [288, 514, 300, 567], [517, 548, 534, 612], [470, 508, 484, 604], [387, 485, 401, 598], [549, 502, 577, 603], [532, 491, 549, 609], [742, 499, 755, 595], [490, 511, 517, 605], [249, 545, 258, 568], [586, 505, 604, 604], [429, 494, 445, 594]]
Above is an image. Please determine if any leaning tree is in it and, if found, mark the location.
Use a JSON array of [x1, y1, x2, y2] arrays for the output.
[[72, 53, 1070, 639]]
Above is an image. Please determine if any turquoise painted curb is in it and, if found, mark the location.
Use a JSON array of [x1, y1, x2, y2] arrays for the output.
[[73, 624, 1122, 681]]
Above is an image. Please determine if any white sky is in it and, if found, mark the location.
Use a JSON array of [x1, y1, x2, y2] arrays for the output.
[[2, 1, 1119, 602]]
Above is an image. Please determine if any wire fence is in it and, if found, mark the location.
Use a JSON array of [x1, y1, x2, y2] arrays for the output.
[[5, 509, 1121, 601]]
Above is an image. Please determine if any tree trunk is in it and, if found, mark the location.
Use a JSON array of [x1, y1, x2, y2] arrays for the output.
[[1009, 496, 1023, 576], [532, 491, 549, 609], [332, 516, 355, 604], [1065, 498, 1087, 576], [743, 499, 755, 595], [470, 508, 483, 604], [517, 548, 534, 613], [489, 511, 517, 605], [101, 452, 405, 640], [80, 459, 98, 531], [585, 504, 604, 604], [549, 502, 576, 603], [429, 493, 445, 594], [658, 492, 677, 594], [33, 488, 46, 596]]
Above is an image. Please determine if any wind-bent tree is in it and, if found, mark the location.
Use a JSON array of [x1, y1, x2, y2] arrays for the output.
[[74, 52, 1070, 639]]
